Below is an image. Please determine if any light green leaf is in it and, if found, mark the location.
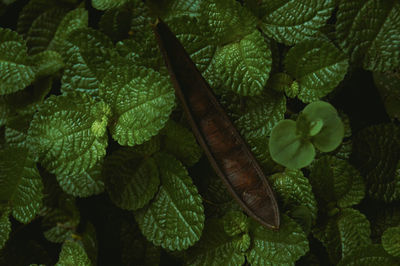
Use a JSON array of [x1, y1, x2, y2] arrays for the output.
[[57, 161, 105, 198], [313, 208, 371, 263], [309, 155, 365, 208], [161, 0, 203, 19], [201, 0, 257, 45], [269, 120, 316, 169], [186, 218, 246, 266], [284, 39, 349, 103], [352, 123, 400, 202], [0, 147, 43, 223], [99, 65, 175, 146], [92, 0, 129, 10], [61, 28, 117, 96], [338, 244, 399, 266], [161, 120, 202, 167], [167, 16, 217, 73], [0, 28, 35, 95], [0, 209, 11, 249], [336, 0, 400, 71], [259, 0, 335, 45], [270, 169, 318, 223], [25, 7, 68, 55], [222, 211, 249, 237], [373, 70, 400, 120], [104, 148, 159, 211], [214, 30, 272, 96], [135, 153, 204, 251], [28, 92, 110, 176], [29, 50, 64, 77], [247, 215, 309, 266], [56, 240, 92, 266], [382, 226, 400, 257]]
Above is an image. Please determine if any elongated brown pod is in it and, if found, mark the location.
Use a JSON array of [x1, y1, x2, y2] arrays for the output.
[[153, 19, 280, 229]]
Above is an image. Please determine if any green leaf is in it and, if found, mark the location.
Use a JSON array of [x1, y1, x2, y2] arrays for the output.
[[338, 244, 399, 266], [0, 28, 35, 95], [214, 30, 272, 96], [270, 169, 318, 224], [57, 161, 105, 198], [160, 120, 202, 167], [61, 28, 117, 96], [313, 208, 371, 263], [5, 113, 33, 148], [186, 218, 246, 266], [382, 226, 400, 257], [29, 50, 64, 77], [0, 147, 43, 223], [56, 240, 92, 266], [200, 0, 257, 45], [104, 148, 160, 211], [309, 155, 365, 208], [284, 39, 349, 103], [297, 101, 345, 152], [259, 0, 335, 45], [28, 92, 110, 176], [25, 7, 68, 55], [92, 0, 129, 10], [352, 123, 400, 202], [336, 0, 400, 71], [222, 211, 249, 237], [135, 152, 204, 251], [269, 120, 316, 169], [99, 65, 175, 146], [373, 70, 400, 120], [167, 15, 217, 73], [247, 215, 309, 266], [0, 209, 11, 249], [370, 206, 400, 242]]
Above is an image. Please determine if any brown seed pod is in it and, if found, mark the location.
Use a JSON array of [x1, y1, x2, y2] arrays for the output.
[[153, 19, 280, 230]]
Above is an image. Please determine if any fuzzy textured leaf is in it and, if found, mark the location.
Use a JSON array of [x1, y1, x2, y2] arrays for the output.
[[99, 65, 175, 146], [104, 148, 159, 211], [92, 0, 129, 10], [259, 0, 335, 45], [284, 39, 349, 103], [336, 0, 400, 71], [28, 92, 110, 176], [382, 226, 400, 257], [373, 70, 400, 120], [214, 30, 272, 96], [56, 240, 91, 266], [0, 147, 43, 223], [338, 244, 399, 266], [247, 215, 309, 266], [309, 155, 365, 208], [135, 153, 204, 251], [0, 209, 11, 249]]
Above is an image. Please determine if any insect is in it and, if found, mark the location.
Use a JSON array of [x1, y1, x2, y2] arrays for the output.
[[153, 19, 280, 230]]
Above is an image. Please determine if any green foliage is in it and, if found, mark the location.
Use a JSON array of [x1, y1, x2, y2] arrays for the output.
[[0, 0, 399, 264]]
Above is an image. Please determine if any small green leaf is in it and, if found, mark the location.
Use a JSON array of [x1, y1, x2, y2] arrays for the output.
[[201, 0, 257, 45], [57, 161, 105, 198], [186, 218, 246, 266], [309, 155, 365, 208], [0, 28, 35, 95], [247, 215, 309, 266], [259, 0, 335, 45], [313, 208, 371, 263], [28, 92, 110, 176], [56, 240, 92, 266], [135, 152, 204, 251], [0, 209, 11, 249], [222, 211, 249, 237], [0, 147, 43, 223], [270, 169, 318, 223], [29, 50, 64, 77], [61, 28, 117, 96], [104, 148, 160, 211], [161, 120, 202, 167], [5, 113, 33, 148], [382, 226, 400, 257], [99, 65, 175, 146], [336, 0, 400, 71], [92, 0, 129, 10], [269, 120, 315, 169], [214, 30, 272, 96], [284, 40, 349, 103], [338, 244, 399, 266], [297, 101, 345, 152]]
